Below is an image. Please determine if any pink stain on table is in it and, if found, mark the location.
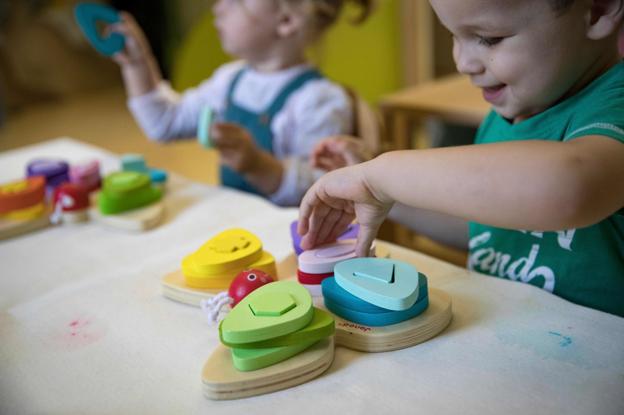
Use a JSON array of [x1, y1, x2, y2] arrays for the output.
[[47, 314, 106, 350]]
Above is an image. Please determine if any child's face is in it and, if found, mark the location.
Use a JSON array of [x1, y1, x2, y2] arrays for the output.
[[429, 0, 595, 121], [212, 0, 281, 60]]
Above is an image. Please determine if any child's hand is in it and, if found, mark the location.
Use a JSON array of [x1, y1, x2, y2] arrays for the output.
[[108, 12, 153, 67], [298, 163, 393, 257], [312, 135, 373, 171], [211, 123, 261, 173]]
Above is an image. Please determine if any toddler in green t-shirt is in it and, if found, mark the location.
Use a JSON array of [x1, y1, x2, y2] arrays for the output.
[[299, 0, 624, 317]]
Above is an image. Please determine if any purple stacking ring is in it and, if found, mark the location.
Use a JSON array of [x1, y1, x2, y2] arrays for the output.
[[26, 159, 70, 189]]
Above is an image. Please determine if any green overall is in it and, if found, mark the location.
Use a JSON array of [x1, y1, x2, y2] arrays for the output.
[[221, 67, 322, 195]]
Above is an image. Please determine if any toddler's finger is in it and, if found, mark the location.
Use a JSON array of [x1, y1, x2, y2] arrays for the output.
[[315, 207, 343, 243], [355, 225, 377, 258], [325, 212, 355, 243], [298, 185, 318, 236]]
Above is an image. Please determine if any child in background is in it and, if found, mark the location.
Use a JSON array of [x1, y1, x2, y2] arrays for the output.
[[110, 0, 372, 206], [299, 0, 624, 317]]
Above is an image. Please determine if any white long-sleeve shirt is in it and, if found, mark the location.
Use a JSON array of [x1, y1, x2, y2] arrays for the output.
[[127, 61, 353, 206]]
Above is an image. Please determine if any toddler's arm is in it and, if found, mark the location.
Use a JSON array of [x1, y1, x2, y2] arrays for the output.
[[108, 14, 234, 142], [299, 136, 624, 255], [109, 12, 162, 97], [311, 135, 468, 249], [311, 135, 373, 170], [389, 205, 469, 250]]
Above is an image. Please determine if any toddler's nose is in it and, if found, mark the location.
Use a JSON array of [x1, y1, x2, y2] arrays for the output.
[[453, 41, 485, 76]]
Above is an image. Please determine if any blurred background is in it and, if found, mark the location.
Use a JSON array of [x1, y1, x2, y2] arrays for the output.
[[0, 0, 460, 153], [0, 0, 491, 264], [0, 0, 479, 264], [4, 0, 621, 262]]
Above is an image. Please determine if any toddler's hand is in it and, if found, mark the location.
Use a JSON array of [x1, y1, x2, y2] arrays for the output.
[[211, 123, 260, 173], [298, 163, 393, 257], [312, 135, 372, 171], [108, 12, 153, 67]]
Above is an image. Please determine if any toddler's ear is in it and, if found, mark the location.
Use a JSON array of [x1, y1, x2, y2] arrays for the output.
[[275, 8, 305, 38], [586, 0, 624, 40]]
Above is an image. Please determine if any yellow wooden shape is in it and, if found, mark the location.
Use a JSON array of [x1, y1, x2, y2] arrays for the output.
[[184, 251, 277, 289], [0, 180, 29, 194], [182, 229, 263, 276], [2, 203, 46, 220]]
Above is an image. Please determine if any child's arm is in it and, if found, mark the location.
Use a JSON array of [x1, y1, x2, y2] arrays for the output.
[[389, 204, 469, 250], [311, 135, 373, 171], [299, 135, 624, 256], [109, 12, 162, 97], [311, 135, 468, 249]]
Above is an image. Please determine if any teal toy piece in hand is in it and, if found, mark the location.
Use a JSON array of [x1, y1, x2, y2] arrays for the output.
[[197, 106, 215, 148], [74, 3, 125, 57]]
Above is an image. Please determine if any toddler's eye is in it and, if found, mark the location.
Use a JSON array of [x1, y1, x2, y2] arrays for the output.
[[477, 36, 504, 47]]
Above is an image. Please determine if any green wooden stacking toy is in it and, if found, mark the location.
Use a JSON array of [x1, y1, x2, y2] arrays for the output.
[[219, 281, 334, 371], [97, 171, 162, 214]]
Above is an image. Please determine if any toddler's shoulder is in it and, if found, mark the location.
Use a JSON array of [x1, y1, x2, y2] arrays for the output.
[[195, 60, 247, 91], [290, 77, 351, 112]]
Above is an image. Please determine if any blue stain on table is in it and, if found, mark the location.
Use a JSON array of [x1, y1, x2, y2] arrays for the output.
[[492, 322, 604, 369], [548, 331, 573, 348]]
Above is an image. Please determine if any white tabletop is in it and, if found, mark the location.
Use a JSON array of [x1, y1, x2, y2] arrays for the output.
[[1, 138, 623, 415]]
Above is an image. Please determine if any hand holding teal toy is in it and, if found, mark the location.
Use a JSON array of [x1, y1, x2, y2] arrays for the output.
[[74, 3, 124, 57]]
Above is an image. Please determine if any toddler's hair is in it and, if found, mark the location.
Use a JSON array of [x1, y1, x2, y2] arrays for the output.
[[283, 0, 373, 30], [548, 0, 575, 13]]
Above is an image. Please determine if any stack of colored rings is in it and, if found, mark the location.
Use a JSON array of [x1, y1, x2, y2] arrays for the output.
[[322, 258, 429, 327], [121, 154, 168, 188], [182, 228, 277, 290], [26, 159, 69, 199], [297, 239, 375, 296], [219, 281, 334, 371], [69, 160, 101, 193], [289, 220, 359, 256], [0, 176, 47, 220], [97, 171, 162, 215]]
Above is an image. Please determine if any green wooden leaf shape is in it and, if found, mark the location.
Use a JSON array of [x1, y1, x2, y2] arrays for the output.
[[221, 307, 334, 349], [231, 339, 319, 372], [98, 172, 162, 214], [220, 281, 313, 344]]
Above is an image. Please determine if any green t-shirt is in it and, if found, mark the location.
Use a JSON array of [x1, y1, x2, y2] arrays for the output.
[[469, 61, 624, 317]]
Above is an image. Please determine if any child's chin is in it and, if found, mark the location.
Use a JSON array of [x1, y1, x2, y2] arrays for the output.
[[493, 104, 523, 121]]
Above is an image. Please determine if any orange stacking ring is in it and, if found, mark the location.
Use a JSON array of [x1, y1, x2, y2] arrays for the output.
[[0, 176, 46, 214]]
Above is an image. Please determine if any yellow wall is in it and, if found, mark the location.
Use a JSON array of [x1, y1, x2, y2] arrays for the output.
[[171, 1, 402, 104], [310, 0, 402, 103]]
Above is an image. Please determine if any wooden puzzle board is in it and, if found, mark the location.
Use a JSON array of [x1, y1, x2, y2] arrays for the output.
[[0, 209, 51, 241], [328, 288, 452, 352], [202, 337, 334, 400], [161, 269, 223, 306], [89, 201, 165, 231]]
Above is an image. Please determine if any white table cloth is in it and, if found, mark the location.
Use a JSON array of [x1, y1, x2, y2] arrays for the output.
[[1, 138, 623, 415]]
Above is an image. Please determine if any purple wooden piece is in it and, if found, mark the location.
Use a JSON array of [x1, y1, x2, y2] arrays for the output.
[[26, 159, 70, 192], [290, 220, 360, 255]]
